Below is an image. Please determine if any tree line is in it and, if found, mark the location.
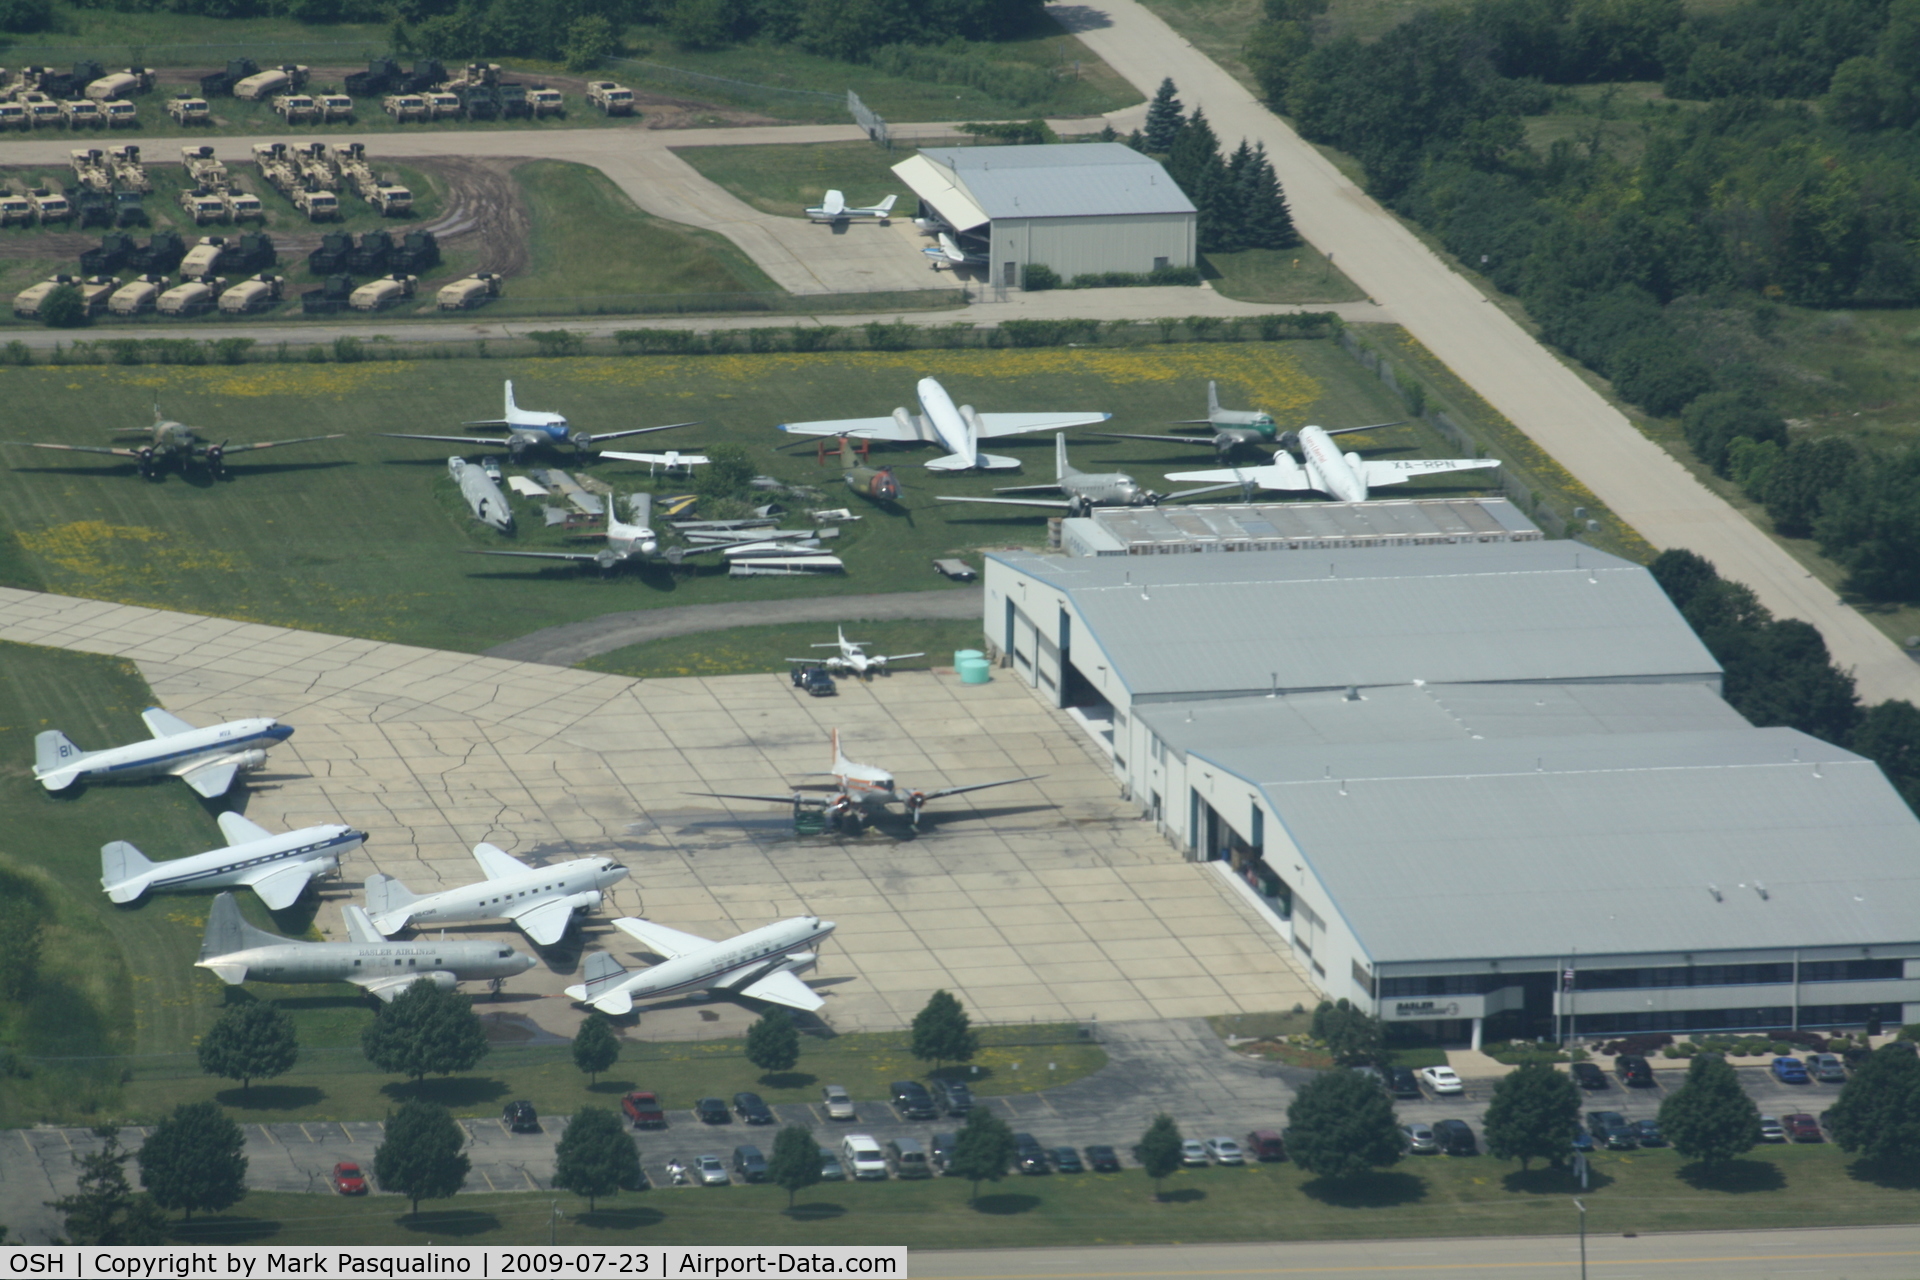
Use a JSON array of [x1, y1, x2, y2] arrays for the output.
[[1131, 79, 1301, 256]]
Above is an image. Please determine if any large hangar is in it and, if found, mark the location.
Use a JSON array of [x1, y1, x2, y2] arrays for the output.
[[892, 143, 1196, 288], [982, 540, 1920, 1043]]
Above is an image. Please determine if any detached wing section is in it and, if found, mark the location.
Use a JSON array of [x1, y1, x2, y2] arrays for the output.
[[735, 969, 825, 1011], [1358, 457, 1502, 487], [776, 416, 912, 441], [611, 916, 712, 960], [975, 412, 1110, 438]]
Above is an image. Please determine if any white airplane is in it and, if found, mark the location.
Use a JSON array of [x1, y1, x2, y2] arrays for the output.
[[381, 381, 698, 461], [806, 191, 897, 223], [937, 433, 1162, 517], [777, 376, 1108, 472], [364, 844, 629, 947], [102, 812, 363, 910], [197, 891, 537, 1001], [34, 708, 294, 798], [600, 448, 708, 477], [566, 914, 837, 1015], [922, 232, 988, 270], [786, 626, 923, 678], [474, 493, 800, 573], [1167, 425, 1502, 503], [697, 729, 1043, 830]]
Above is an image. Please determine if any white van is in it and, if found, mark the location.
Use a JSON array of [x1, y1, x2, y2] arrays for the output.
[[841, 1134, 888, 1180]]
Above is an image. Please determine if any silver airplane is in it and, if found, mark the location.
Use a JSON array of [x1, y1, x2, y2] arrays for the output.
[[102, 811, 364, 910], [364, 843, 629, 947], [448, 456, 513, 533], [1093, 381, 1401, 462], [34, 707, 293, 798], [935, 433, 1160, 518], [381, 380, 697, 462], [195, 891, 537, 1001], [567, 914, 836, 1015]]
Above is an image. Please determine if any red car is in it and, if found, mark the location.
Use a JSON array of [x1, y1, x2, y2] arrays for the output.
[[331, 1161, 368, 1195], [1783, 1113, 1823, 1143], [622, 1091, 666, 1128]]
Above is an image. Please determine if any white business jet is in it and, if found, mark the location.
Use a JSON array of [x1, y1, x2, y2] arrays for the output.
[[566, 915, 837, 1015], [381, 380, 697, 461], [1167, 425, 1501, 503], [34, 708, 294, 798], [101, 812, 363, 909], [777, 376, 1107, 471], [806, 191, 897, 223], [364, 844, 629, 947]]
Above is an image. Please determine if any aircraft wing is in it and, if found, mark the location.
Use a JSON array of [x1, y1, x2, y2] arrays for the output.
[[1324, 421, 1404, 436], [217, 810, 273, 845], [241, 862, 313, 912], [611, 916, 712, 959], [927, 774, 1045, 800], [585, 423, 699, 445], [353, 971, 454, 1002], [380, 432, 513, 447], [776, 417, 911, 440], [1166, 458, 1316, 491], [472, 550, 605, 563], [735, 969, 825, 1012], [598, 451, 709, 466], [179, 761, 239, 799], [472, 842, 532, 881], [1089, 432, 1212, 446], [936, 496, 1072, 511], [142, 708, 198, 738], [974, 412, 1111, 438], [1359, 458, 1502, 486], [507, 897, 576, 947], [25, 442, 149, 459], [215, 433, 347, 454], [693, 789, 834, 809]]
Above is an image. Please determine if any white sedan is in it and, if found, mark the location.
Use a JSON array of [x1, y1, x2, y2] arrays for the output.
[[1179, 1139, 1209, 1166], [1419, 1065, 1465, 1095], [1202, 1137, 1244, 1165]]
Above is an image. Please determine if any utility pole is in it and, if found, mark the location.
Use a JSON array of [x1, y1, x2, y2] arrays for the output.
[[549, 1200, 562, 1245], [1573, 1198, 1587, 1280]]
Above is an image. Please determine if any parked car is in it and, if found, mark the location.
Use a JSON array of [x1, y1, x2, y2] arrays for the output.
[[1244, 1129, 1285, 1162], [733, 1092, 774, 1124], [1809, 1053, 1848, 1083], [1085, 1144, 1122, 1172], [928, 1077, 973, 1116], [1570, 1062, 1607, 1090], [1203, 1136, 1244, 1165], [694, 1153, 730, 1186], [930, 1132, 956, 1173], [1783, 1113, 1823, 1142], [886, 1138, 932, 1179], [817, 1148, 845, 1181], [1771, 1056, 1811, 1084], [694, 1097, 730, 1125], [1758, 1115, 1787, 1142], [1178, 1138, 1209, 1167], [1433, 1118, 1477, 1155], [792, 665, 836, 697], [1586, 1111, 1636, 1150], [841, 1134, 888, 1180], [330, 1161, 367, 1194], [1569, 1129, 1595, 1154], [621, 1092, 665, 1128], [821, 1084, 856, 1120], [1615, 1055, 1655, 1087], [1051, 1146, 1084, 1173], [732, 1145, 768, 1182], [1419, 1065, 1465, 1095], [1631, 1119, 1665, 1147], [1389, 1067, 1422, 1099], [1402, 1123, 1439, 1154], [1015, 1133, 1049, 1174], [502, 1100, 539, 1132], [890, 1080, 937, 1121]]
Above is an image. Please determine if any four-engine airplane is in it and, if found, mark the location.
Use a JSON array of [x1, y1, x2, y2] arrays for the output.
[[778, 376, 1107, 472], [382, 381, 697, 462], [937, 433, 1161, 517], [1094, 381, 1401, 462], [806, 191, 897, 223], [35, 707, 294, 798], [365, 844, 629, 947], [102, 812, 363, 909], [12, 407, 343, 480], [1167, 425, 1502, 503], [566, 914, 837, 1015], [787, 626, 923, 678]]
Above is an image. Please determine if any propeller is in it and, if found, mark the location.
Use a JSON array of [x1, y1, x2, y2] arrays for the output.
[[904, 791, 929, 827], [136, 445, 155, 478], [205, 439, 228, 474], [1277, 430, 1301, 451], [569, 429, 593, 453], [1144, 490, 1164, 507]]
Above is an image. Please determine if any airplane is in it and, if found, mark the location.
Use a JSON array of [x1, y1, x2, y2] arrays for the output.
[[834, 435, 901, 502], [806, 191, 897, 223], [1093, 381, 1401, 462], [364, 844, 629, 947], [695, 729, 1043, 829], [786, 626, 923, 678], [196, 890, 537, 1001], [922, 232, 989, 270], [102, 812, 364, 910], [380, 380, 697, 462], [937, 433, 1161, 518], [1166, 425, 1501, 503], [565, 914, 837, 1015], [777, 376, 1108, 472], [34, 707, 294, 798], [472, 493, 793, 573], [12, 406, 344, 480], [448, 456, 513, 533], [600, 448, 708, 478]]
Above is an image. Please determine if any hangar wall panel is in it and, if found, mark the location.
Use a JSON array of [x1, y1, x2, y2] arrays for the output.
[[992, 212, 1197, 283]]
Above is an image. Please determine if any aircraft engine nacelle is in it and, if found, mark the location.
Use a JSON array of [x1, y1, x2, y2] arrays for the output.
[[234, 748, 268, 772], [891, 406, 930, 442], [1275, 430, 1300, 451], [409, 970, 458, 993], [558, 889, 603, 916], [569, 429, 594, 451], [1345, 451, 1365, 472], [779, 950, 818, 977]]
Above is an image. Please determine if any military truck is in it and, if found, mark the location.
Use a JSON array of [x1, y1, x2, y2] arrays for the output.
[[346, 230, 393, 273], [390, 228, 439, 272], [166, 95, 210, 125], [348, 272, 416, 310], [108, 273, 168, 315], [179, 235, 229, 279], [217, 273, 285, 314], [234, 64, 307, 101], [437, 272, 502, 310], [81, 231, 135, 275], [382, 93, 426, 122], [403, 59, 447, 92], [306, 230, 351, 274], [585, 81, 635, 115], [75, 190, 113, 228], [85, 67, 153, 100], [102, 100, 137, 128], [61, 99, 105, 128], [199, 58, 259, 98], [179, 186, 229, 225], [317, 93, 354, 121], [181, 144, 227, 186], [272, 92, 319, 123], [291, 185, 338, 221], [106, 144, 151, 192], [497, 81, 529, 118], [113, 190, 146, 227], [24, 95, 63, 127], [129, 228, 185, 272], [14, 273, 118, 319], [25, 186, 71, 223], [344, 57, 401, 97], [157, 275, 225, 316], [424, 91, 461, 120], [300, 272, 355, 314], [251, 141, 296, 193], [0, 102, 26, 129], [68, 148, 112, 193], [527, 86, 564, 117], [0, 190, 29, 225]]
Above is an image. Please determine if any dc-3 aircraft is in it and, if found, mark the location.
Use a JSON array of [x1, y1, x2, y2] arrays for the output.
[[787, 626, 923, 678], [697, 729, 1043, 829], [1094, 381, 1401, 462], [35, 707, 294, 798], [777, 376, 1108, 472], [566, 914, 837, 1015], [937, 433, 1162, 517], [806, 191, 897, 223], [197, 891, 537, 1000], [102, 811, 364, 909], [1168, 425, 1502, 504], [600, 448, 707, 478], [382, 381, 697, 461], [364, 844, 629, 947], [13, 407, 343, 480], [922, 232, 989, 270]]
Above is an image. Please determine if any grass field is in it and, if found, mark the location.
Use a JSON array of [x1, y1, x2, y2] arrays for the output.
[[0, 341, 1471, 653], [582, 620, 988, 680], [1204, 248, 1370, 304], [672, 142, 916, 221], [154, 1144, 1920, 1247]]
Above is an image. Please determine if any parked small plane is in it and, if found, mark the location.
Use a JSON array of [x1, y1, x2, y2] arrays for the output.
[[806, 191, 897, 223], [836, 435, 901, 502], [448, 456, 513, 533], [697, 729, 1043, 829], [1168, 425, 1501, 503], [474, 493, 787, 572], [566, 914, 837, 1015], [35, 707, 294, 798], [787, 626, 923, 678], [938, 433, 1161, 517], [1094, 381, 1401, 461], [364, 844, 629, 947], [102, 812, 362, 909], [922, 232, 989, 270], [381, 381, 697, 461], [13, 407, 343, 479], [778, 376, 1107, 472], [600, 448, 708, 477], [196, 890, 537, 1000]]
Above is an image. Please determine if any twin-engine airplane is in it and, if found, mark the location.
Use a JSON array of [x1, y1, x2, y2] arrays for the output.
[[365, 844, 629, 947], [34, 707, 294, 798], [806, 191, 897, 223], [778, 376, 1107, 472], [196, 890, 536, 1001], [382, 381, 697, 461], [13, 407, 343, 480], [1094, 381, 1400, 462], [566, 914, 836, 1015], [102, 812, 363, 910], [1169, 425, 1502, 504], [786, 626, 923, 678], [937, 433, 1161, 517]]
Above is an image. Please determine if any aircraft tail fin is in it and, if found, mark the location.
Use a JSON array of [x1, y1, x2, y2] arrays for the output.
[[566, 951, 633, 1013], [1056, 432, 1069, 482], [1207, 381, 1219, 416], [198, 890, 280, 962], [876, 195, 897, 214], [34, 730, 88, 780], [830, 728, 853, 775], [101, 841, 154, 903], [363, 873, 421, 930], [503, 379, 517, 417]]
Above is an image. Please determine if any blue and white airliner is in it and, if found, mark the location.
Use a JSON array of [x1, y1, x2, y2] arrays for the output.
[[34, 707, 294, 798], [102, 812, 363, 910], [381, 380, 698, 461]]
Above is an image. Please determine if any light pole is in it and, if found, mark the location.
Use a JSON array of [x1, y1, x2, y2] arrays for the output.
[[1573, 1198, 1587, 1280]]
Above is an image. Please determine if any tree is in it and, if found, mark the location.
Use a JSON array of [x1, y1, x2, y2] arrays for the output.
[[1658, 1053, 1759, 1166], [1826, 1043, 1920, 1163], [1285, 1069, 1405, 1180], [572, 1013, 620, 1085], [1143, 77, 1185, 153], [1135, 1114, 1184, 1200], [745, 1008, 800, 1075], [563, 13, 614, 70], [947, 1108, 1017, 1203], [39, 285, 85, 329], [1763, 437, 1856, 538], [1237, 143, 1300, 249], [694, 443, 754, 499], [1852, 700, 1920, 814], [360, 981, 489, 1083], [46, 1128, 170, 1245], [136, 1101, 248, 1223], [374, 1100, 470, 1218], [768, 1124, 822, 1208], [1482, 1061, 1581, 1170], [910, 989, 978, 1070], [552, 1107, 640, 1212], [1311, 998, 1384, 1066], [196, 1000, 298, 1096]]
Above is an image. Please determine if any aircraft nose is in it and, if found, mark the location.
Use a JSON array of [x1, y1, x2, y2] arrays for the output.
[[606, 862, 630, 880], [516, 953, 538, 972], [267, 724, 295, 742]]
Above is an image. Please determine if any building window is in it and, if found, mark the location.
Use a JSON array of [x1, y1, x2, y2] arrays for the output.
[[1380, 973, 1509, 997], [1801, 958, 1903, 983], [1575, 962, 1795, 991]]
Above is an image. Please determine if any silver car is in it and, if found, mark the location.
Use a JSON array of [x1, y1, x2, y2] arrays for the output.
[[821, 1084, 856, 1120], [1757, 1115, 1787, 1143], [1202, 1136, 1244, 1165], [1402, 1122, 1439, 1154], [694, 1153, 730, 1185]]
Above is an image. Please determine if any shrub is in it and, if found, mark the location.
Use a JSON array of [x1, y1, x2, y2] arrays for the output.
[[332, 336, 364, 363], [1021, 263, 1060, 291]]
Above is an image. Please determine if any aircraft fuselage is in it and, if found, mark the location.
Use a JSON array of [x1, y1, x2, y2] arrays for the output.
[[398, 858, 627, 930], [36, 717, 291, 790], [607, 917, 835, 1005], [110, 824, 362, 900]]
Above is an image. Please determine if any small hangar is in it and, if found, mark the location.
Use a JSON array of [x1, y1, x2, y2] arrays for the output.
[[983, 540, 1920, 1043], [892, 143, 1196, 288]]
